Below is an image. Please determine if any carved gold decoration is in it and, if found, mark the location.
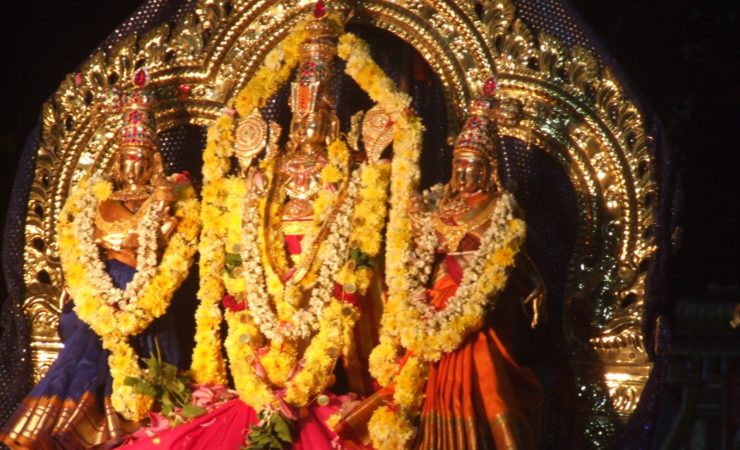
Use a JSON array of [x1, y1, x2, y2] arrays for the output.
[[22, 1, 656, 446], [361, 105, 394, 163], [234, 108, 269, 169]]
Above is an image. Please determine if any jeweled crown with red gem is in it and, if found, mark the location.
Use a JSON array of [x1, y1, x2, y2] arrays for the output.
[[290, 0, 338, 116], [453, 77, 499, 162], [115, 68, 157, 151]]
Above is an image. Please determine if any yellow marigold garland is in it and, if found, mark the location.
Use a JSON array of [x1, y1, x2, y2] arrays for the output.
[[191, 21, 309, 385], [367, 405, 416, 450], [58, 176, 200, 421], [192, 18, 422, 430], [339, 28, 530, 449], [191, 114, 233, 385], [356, 30, 523, 442], [221, 159, 387, 411], [368, 216, 524, 448]]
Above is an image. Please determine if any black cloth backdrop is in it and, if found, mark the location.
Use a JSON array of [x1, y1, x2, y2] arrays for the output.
[[0, 1, 678, 449]]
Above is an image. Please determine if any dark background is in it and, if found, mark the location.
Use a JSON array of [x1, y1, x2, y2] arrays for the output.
[[0, 1, 738, 319]]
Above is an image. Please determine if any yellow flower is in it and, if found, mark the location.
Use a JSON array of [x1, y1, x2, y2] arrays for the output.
[[354, 268, 372, 292], [265, 274, 284, 297], [97, 314, 115, 335], [393, 356, 427, 410], [359, 234, 381, 257], [75, 299, 97, 320], [336, 265, 354, 286], [368, 406, 415, 450], [319, 164, 342, 184], [91, 180, 113, 201], [116, 313, 137, 334]]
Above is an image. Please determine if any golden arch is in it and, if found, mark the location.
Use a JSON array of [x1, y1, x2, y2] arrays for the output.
[[21, 0, 656, 445]]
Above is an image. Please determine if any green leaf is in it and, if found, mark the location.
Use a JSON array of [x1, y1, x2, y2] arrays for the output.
[[161, 403, 173, 416], [349, 248, 373, 268], [182, 404, 206, 419], [129, 338, 205, 422], [161, 390, 173, 408], [273, 415, 293, 444], [224, 252, 243, 277], [225, 252, 243, 266], [134, 380, 157, 397], [245, 411, 294, 450], [162, 364, 178, 380]]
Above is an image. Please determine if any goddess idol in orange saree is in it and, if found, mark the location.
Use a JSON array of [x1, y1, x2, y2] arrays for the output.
[[355, 78, 547, 449]]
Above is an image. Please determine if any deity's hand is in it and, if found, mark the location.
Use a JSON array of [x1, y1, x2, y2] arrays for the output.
[[408, 191, 427, 237], [149, 180, 178, 240], [523, 286, 547, 329], [731, 304, 740, 329]]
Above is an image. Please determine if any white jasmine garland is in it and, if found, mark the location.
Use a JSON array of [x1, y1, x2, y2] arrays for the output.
[[398, 192, 524, 361], [240, 168, 361, 341], [71, 177, 163, 311]]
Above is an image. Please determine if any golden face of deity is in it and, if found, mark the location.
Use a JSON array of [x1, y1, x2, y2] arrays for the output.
[[117, 147, 153, 188], [449, 150, 493, 195], [290, 107, 333, 154]]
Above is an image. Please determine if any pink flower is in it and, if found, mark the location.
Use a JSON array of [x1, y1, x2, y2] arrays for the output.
[[275, 390, 297, 420], [191, 385, 215, 407], [222, 294, 246, 312], [254, 358, 267, 379], [253, 171, 265, 191], [131, 412, 170, 440], [191, 383, 237, 410], [172, 171, 191, 183]]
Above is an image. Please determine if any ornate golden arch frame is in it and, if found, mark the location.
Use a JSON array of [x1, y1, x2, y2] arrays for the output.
[[22, 0, 656, 446]]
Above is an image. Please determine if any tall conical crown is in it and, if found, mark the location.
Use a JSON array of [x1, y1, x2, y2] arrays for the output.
[[453, 77, 499, 162], [115, 68, 157, 152], [290, 1, 338, 116]]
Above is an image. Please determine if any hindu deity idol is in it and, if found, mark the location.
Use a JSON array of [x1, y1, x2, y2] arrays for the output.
[[361, 79, 547, 449], [122, 7, 392, 449], [0, 71, 199, 449]]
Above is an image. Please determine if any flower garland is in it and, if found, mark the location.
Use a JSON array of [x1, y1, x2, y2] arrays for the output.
[[258, 139, 350, 316], [192, 16, 421, 415], [241, 155, 355, 343], [360, 70, 525, 449], [400, 194, 525, 360], [191, 113, 233, 385], [369, 191, 526, 448], [58, 175, 200, 421], [223, 167, 362, 411], [191, 20, 310, 385]]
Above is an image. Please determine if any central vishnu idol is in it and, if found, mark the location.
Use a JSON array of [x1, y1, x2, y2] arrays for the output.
[[125, 6, 395, 450]]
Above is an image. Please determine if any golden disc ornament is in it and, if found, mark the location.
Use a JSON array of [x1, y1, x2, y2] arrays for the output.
[[234, 108, 269, 170]]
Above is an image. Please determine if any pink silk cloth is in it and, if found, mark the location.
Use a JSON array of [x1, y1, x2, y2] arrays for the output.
[[120, 395, 360, 450]]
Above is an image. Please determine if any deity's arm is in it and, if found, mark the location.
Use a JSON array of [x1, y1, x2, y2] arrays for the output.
[[515, 251, 547, 328], [152, 179, 178, 241]]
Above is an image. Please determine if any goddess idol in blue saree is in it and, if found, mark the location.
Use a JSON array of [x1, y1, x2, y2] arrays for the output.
[[1, 71, 197, 449]]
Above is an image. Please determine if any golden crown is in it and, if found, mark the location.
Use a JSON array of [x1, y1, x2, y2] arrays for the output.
[[116, 68, 157, 152], [289, 1, 338, 116], [453, 77, 499, 162]]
